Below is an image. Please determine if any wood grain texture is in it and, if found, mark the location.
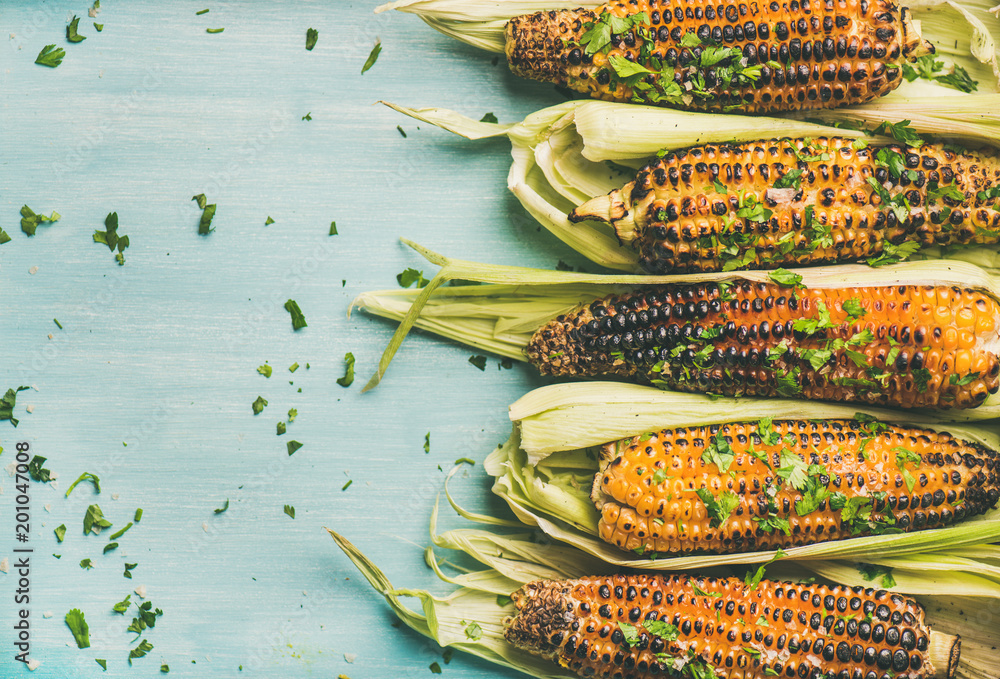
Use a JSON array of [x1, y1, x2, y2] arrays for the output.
[[0, 2, 584, 677]]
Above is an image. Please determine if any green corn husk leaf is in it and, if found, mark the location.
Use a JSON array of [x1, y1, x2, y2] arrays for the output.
[[485, 420, 1000, 569], [376, 0, 1000, 88], [352, 241, 1000, 414], [384, 98, 1000, 272], [331, 519, 1000, 679]]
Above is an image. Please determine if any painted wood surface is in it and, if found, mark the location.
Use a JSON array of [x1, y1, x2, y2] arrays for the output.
[[0, 2, 585, 677]]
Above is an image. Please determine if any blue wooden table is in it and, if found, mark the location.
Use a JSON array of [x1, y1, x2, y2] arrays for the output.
[[0, 2, 580, 676]]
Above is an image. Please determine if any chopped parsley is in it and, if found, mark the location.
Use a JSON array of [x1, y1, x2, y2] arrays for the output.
[[103, 542, 118, 554], [251, 396, 268, 415], [196, 8, 209, 15], [96, 659, 107, 670], [284, 299, 307, 330], [773, 169, 804, 190], [950, 372, 980, 386], [54, 318, 64, 329], [20, 205, 60, 236], [196, 202, 217, 235], [80, 558, 94, 570], [66, 609, 91, 648], [0, 228, 10, 244], [464, 621, 483, 640], [336, 352, 356, 387], [397, 125, 407, 137], [424, 432, 430, 453], [35, 44, 66, 67], [276, 422, 286, 435], [288, 408, 297, 423], [284, 504, 295, 519], [497, 594, 512, 607], [843, 297, 866, 319], [858, 563, 896, 589], [768, 268, 802, 288], [265, 216, 275, 225], [872, 120, 924, 147], [134, 508, 143, 522], [341, 479, 352, 491], [94, 23, 103, 31], [753, 515, 791, 535], [701, 432, 735, 473], [396, 267, 429, 288], [55, 524, 67, 542], [469, 355, 488, 371], [214, 499, 230, 514], [893, 446, 921, 492], [93, 212, 129, 265], [66, 472, 101, 497], [286, 440, 303, 456], [691, 583, 723, 598], [361, 39, 382, 74], [617, 622, 640, 647], [694, 488, 739, 528], [329, 221, 338, 235], [109, 522, 133, 541], [306, 28, 318, 51], [480, 112, 498, 124], [28, 455, 52, 482], [67, 15, 87, 42], [206, 27, 224, 34], [129, 639, 154, 664], [124, 562, 137, 579], [902, 55, 977, 93], [302, 112, 312, 121], [84, 504, 113, 535], [429, 662, 442, 674], [644, 619, 680, 641], [257, 364, 272, 378], [0, 386, 29, 426]]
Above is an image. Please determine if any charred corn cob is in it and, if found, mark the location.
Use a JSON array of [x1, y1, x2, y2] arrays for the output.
[[525, 281, 1000, 409], [504, 0, 932, 113], [570, 138, 1000, 274], [505, 574, 960, 679], [592, 419, 1000, 555]]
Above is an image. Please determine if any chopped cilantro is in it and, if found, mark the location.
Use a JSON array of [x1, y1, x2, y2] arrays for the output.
[[691, 583, 723, 598], [469, 355, 488, 371], [289, 362, 299, 373], [617, 622, 640, 647], [94, 23, 103, 31], [497, 594, 512, 607], [0, 386, 29, 426], [429, 662, 442, 674], [134, 508, 143, 523], [424, 432, 430, 453], [197, 203, 217, 235], [306, 28, 318, 51], [702, 432, 735, 473], [843, 297, 866, 319], [302, 112, 312, 121], [84, 504, 113, 535], [480, 112, 498, 124], [464, 621, 483, 640], [124, 562, 137, 579], [773, 168, 803, 190], [20, 205, 60, 236], [257, 364, 272, 378], [55, 524, 67, 542], [265, 216, 275, 225], [950, 372, 980, 386], [341, 479, 352, 491], [284, 299, 307, 330], [129, 639, 154, 664], [66, 609, 91, 649], [284, 504, 295, 519], [336, 352, 356, 387], [858, 563, 896, 589], [286, 440, 303, 456], [251, 396, 268, 415], [361, 39, 382, 74], [67, 16, 87, 42], [644, 619, 679, 640], [206, 27, 224, 33], [0, 229, 10, 244], [161, 664, 170, 673], [873, 120, 924, 147], [214, 499, 230, 514], [66, 472, 101, 497], [28, 455, 52, 482], [96, 659, 108, 670], [775, 366, 802, 397], [35, 44, 66, 67], [54, 318, 63, 329], [397, 268, 430, 288], [93, 212, 129, 265], [288, 408, 297, 423], [109, 522, 133, 541], [694, 488, 739, 527], [753, 515, 791, 535], [276, 421, 286, 435], [80, 558, 94, 569], [768, 268, 802, 288], [103, 542, 118, 554]]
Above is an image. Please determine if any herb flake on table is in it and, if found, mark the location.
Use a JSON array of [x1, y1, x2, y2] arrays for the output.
[[397, 125, 407, 138], [36, 44, 66, 67], [286, 440, 303, 456], [341, 479, 352, 491], [94, 23, 103, 31], [361, 39, 382, 74], [124, 562, 137, 579], [480, 112, 498, 124], [67, 15, 87, 42], [196, 8, 209, 15], [329, 221, 338, 235], [302, 112, 312, 121], [28, 455, 52, 482], [287, 408, 297, 423], [251, 396, 268, 415], [55, 524, 67, 542], [109, 522, 133, 540], [0, 228, 10, 244], [468, 355, 487, 371], [214, 499, 229, 514], [276, 421, 286, 435], [21, 205, 60, 236], [336, 352, 355, 387], [96, 659, 107, 670], [84, 504, 113, 535], [396, 268, 429, 288], [80, 558, 94, 569], [206, 27, 224, 34], [284, 504, 295, 519], [66, 472, 101, 496], [257, 364, 272, 378], [265, 216, 274, 225], [66, 609, 91, 648], [129, 639, 154, 664], [306, 28, 318, 51], [54, 318, 64, 329], [134, 508, 143, 522], [93, 212, 129, 265], [284, 299, 307, 330], [0, 386, 30, 426]]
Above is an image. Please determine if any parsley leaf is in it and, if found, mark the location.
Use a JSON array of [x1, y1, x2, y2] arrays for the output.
[[480, 112, 499, 124], [769, 268, 802, 288], [129, 639, 154, 665], [773, 168, 803, 190], [66, 609, 91, 649], [702, 432, 735, 473], [464, 621, 483, 640], [80, 558, 94, 569], [55, 524, 67, 542], [617, 622, 640, 647], [284, 504, 295, 519], [84, 504, 113, 535], [28, 455, 52, 482], [866, 239, 920, 267], [873, 120, 923, 147], [843, 297, 866, 319], [0, 386, 29, 426], [36, 44, 66, 67], [113, 595, 132, 613], [694, 488, 740, 527], [93, 212, 130, 265], [197, 203, 217, 235], [251, 396, 268, 415], [20, 205, 60, 236], [306, 28, 318, 51], [214, 499, 230, 514], [950, 372, 980, 386], [396, 268, 429, 288], [858, 563, 896, 589], [257, 364, 272, 378], [336, 352, 355, 387], [286, 440, 303, 456], [469, 355, 488, 371], [284, 299, 307, 330], [643, 619, 680, 641], [361, 39, 382, 74], [67, 15, 87, 42]]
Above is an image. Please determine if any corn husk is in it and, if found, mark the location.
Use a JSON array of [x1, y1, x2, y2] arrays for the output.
[[330, 511, 1000, 679], [352, 241, 1000, 415]]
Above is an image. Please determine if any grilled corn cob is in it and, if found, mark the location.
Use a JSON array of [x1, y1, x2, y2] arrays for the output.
[[504, 0, 932, 113], [525, 281, 1000, 409], [505, 574, 960, 679], [593, 419, 1000, 555], [570, 138, 1000, 274]]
